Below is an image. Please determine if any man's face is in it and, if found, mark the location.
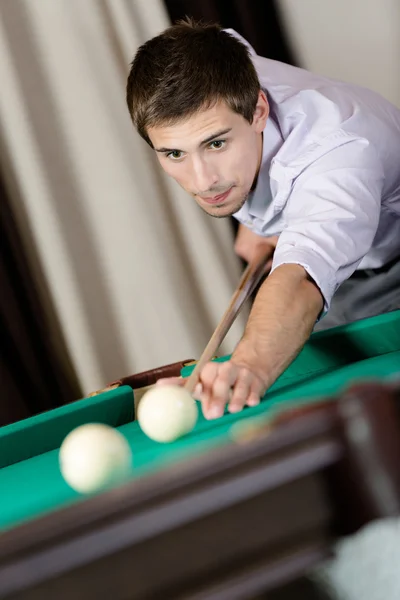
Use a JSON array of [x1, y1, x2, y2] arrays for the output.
[[147, 92, 269, 218]]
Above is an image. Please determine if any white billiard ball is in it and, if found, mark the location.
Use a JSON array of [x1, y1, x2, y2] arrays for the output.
[[137, 385, 198, 443], [59, 423, 132, 494]]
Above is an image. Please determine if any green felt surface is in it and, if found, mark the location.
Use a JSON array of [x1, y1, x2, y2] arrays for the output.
[[0, 386, 134, 470], [0, 312, 399, 532]]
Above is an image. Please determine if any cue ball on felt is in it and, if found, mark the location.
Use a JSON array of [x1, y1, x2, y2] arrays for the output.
[[59, 423, 132, 494], [138, 385, 198, 443]]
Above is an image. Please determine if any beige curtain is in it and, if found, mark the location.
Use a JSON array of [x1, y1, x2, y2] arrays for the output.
[[0, 0, 246, 396], [277, 0, 400, 107]]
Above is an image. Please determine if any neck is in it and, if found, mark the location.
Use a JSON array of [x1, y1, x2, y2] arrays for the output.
[[250, 131, 264, 192]]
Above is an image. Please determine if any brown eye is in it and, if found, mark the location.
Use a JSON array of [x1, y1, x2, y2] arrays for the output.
[[167, 150, 183, 160], [209, 140, 226, 150]]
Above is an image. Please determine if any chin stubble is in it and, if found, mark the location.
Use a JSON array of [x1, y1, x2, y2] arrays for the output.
[[200, 192, 249, 219]]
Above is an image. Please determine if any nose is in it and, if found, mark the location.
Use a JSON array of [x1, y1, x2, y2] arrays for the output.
[[191, 156, 218, 194]]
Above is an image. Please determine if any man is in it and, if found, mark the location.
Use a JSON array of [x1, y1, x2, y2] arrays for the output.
[[126, 19, 400, 419]]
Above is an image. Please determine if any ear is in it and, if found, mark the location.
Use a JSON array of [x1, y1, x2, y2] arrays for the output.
[[252, 90, 269, 133]]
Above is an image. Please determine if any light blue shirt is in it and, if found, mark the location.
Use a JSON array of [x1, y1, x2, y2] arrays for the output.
[[228, 30, 400, 311]]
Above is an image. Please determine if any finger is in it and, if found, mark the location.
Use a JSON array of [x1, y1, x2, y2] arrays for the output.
[[246, 379, 265, 407], [193, 382, 203, 401], [207, 362, 238, 420], [246, 390, 261, 407], [228, 368, 253, 413], [156, 377, 184, 386], [246, 394, 260, 407], [198, 362, 220, 418]]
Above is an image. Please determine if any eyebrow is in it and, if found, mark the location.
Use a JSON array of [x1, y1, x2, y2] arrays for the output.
[[154, 128, 232, 153]]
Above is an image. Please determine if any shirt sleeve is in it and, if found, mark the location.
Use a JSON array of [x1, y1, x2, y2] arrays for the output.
[[271, 136, 384, 315]]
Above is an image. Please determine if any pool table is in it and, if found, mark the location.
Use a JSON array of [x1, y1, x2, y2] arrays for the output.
[[0, 311, 399, 600]]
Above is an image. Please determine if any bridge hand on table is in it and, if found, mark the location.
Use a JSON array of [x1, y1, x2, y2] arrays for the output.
[[156, 360, 266, 420]]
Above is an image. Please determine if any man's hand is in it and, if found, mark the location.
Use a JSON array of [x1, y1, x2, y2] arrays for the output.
[[157, 264, 323, 421], [156, 358, 266, 419], [235, 223, 278, 268]]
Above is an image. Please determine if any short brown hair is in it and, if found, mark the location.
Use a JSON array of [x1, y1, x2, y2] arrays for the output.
[[126, 18, 261, 145]]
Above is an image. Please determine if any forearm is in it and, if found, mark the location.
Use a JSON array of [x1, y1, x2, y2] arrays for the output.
[[232, 263, 323, 390]]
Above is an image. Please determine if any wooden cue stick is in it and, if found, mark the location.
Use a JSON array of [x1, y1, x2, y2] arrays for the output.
[[184, 249, 271, 394]]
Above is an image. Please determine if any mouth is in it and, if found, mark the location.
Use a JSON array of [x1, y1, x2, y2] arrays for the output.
[[199, 187, 233, 205]]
